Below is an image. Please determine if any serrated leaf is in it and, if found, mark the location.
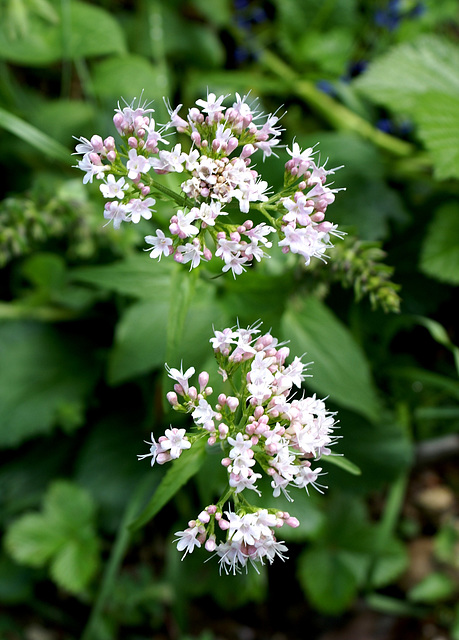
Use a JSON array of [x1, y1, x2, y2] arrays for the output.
[[0, 0, 125, 64], [297, 546, 358, 614], [0, 322, 98, 447], [4, 514, 66, 567], [281, 297, 381, 422], [414, 92, 459, 179], [50, 538, 99, 594], [420, 203, 459, 285], [354, 35, 459, 114], [130, 438, 207, 531]]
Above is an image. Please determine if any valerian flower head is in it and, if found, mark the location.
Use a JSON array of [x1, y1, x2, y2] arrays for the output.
[[138, 321, 341, 573], [74, 92, 345, 277]]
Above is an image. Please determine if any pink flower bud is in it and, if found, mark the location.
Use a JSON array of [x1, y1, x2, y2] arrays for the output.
[[198, 371, 209, 391], [198, 510, 210, 524], [226, 137, 238, 154], [221, 457, 231, 467], [128, 137, 138, 148], [205, 536, 216, 552], [207, 436, 216, 446], [104, 136, 115, 151], [218, 394, 227, 405], [113, 113, 124, 133], [226, 396, 239, 412], [285, 517, 300, 528], [218, 518, 230, 531], [166, 391, 178, 406], [188, 386, 197, 400], [107, 151, 116, 163]]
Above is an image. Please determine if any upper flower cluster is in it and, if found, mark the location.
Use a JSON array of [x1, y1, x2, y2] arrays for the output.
[[74, 92, 344, 277], [138, 321, 339, 574]]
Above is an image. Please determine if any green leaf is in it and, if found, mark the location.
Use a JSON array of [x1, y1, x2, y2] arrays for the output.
[[371, 537, 408, 588], [354, 35, 459, 114], [66, 1, 126, 59], [0, 322, 99, 447], [281, 297, 381, 421], [130, 438, 207, 531], [4, 481, 100, 594], [43, 481, 97, 532], [0, 0, 125, 64], [0, 107, 72, 165], [31, 99, 95, 146], [322, 455, 361, 476], [414, 92, 459, 179], [71, 256, 175, 300], [408, 572, 456, 604], [297, 546, 358, 614], [91, 55, 164, 101], [414, 313, 459, 374], [108, 300, 169, 384], [50, 538, 100, 594], [420, 203, 459, 286], [4, 514, 66, 567]]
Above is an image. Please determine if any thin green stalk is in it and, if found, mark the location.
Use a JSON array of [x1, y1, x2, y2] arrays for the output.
[[81, 474, 154, 640], [0, 302, 79, 322], [364, 471, 409, 592], [260, 50, 416, 158]]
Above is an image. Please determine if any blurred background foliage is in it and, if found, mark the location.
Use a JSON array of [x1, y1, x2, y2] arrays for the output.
[[0, 0, 459, 638]]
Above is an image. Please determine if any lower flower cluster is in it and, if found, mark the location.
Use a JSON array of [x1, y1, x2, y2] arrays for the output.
[[138, 321, 339, 573]]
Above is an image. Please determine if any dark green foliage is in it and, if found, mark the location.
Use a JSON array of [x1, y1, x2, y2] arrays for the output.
[[1, 0, 458, 638]]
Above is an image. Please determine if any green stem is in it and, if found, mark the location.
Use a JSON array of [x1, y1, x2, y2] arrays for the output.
[[0, 302, 79, 322], [81, 474, 154, 640], [260, 50, 416, 158]]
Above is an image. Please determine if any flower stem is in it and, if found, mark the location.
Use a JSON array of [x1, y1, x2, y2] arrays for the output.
[[260, 50, 415, 158]]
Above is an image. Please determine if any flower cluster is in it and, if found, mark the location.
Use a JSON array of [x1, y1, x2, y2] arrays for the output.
[[74, 92, 344, 277], [138, 321, 339, 574]]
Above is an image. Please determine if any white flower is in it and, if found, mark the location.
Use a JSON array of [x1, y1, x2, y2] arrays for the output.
[[100, 174, 128, 199], [127, 197, 156, 223], [126, 149, 150, 180], [103, 201, 129, 229], [177, 241, 204, 270], [77, 154, 109, 184], [144, 230, 172, 260], [195, 92, 228, 118], [161, 427, 191, 459], [165, 362, 195, 394], [137, 432, 160, 466], [174, 525, 202, 558], [192, 398, 216, 430]]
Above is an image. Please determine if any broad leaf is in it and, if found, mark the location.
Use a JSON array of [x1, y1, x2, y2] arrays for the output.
[[130, 438, 207, 531], [0, 322, 98, 447], [71, 256, 175, 300], [420, 203, 459, 285], [414, 93, 459, 180], [108, 300, 169, 384], [91, 55, 164, 101], [354, 35, 459, 114], [281, 297, 381, 421], [297, 546, 358, 614], [43, 481, 97, 532], [4, 514, 66, 567], [50, 538, 100, 594]]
